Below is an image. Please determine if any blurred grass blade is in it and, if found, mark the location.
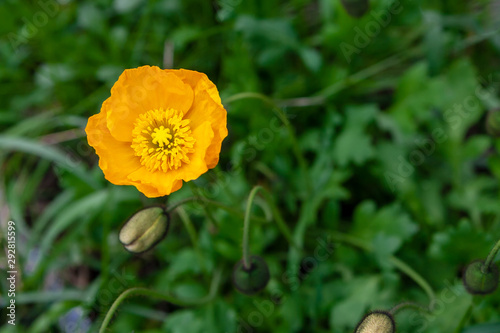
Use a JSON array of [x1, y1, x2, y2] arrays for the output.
[[39, 190, 108, 258], [0, 135, 99, 188], [28, 189, 76, 250], [28, 301, 80, 333]]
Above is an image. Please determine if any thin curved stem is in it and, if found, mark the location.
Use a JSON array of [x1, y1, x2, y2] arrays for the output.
[[389, 301, 431, 316], [258, 188, 298, 250], [242, 186, 263, 269], [453, 299, 474, 333], [176, 206, 199, 248], [242, 185, 300, 269], [99, 268, 222, 333], [389, 257, 436, 303], [166, 196, 267, 224], [166, 197, 200, 213], [176, 206, 206, 270], [224, 93, 309, 193], [329, 232, 436, 304], [482, 238, 500, 274]]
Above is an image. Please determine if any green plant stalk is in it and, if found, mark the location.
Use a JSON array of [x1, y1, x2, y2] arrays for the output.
[[242, 186, 263, 269], [389, 301, 431, 316], [99, 268, 222, 333], [176, 206, 199, 248], [329, 232, 436, 303], [258, 188, 298, 250], [242, 186, 300, 269], [166, 196, 267, 224], [176, 206, 205, 270], [453, 299, 474, 333], [482, 238, 500, 274], [189, 183, 219, 230], [224, 92, 309, 193]]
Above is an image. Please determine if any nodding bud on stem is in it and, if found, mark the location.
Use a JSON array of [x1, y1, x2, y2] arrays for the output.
[[232, 255, 270, 295], [463, 260, 499, 295], [119, 206, 169, 254], [354, 311, 396, 333], [340, 0, 370, 18]]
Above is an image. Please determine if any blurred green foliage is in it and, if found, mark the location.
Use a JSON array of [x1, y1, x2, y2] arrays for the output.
[[1, 0, 500, 332]]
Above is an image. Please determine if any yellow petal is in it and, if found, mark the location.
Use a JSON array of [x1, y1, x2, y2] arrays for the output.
[[85, 109, 142, 185], [106, 66, 194, 142], [183, 90, 228, 168], [165, 68, 222, 106]]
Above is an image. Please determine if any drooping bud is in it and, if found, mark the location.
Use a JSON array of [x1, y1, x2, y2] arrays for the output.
[[354, 311, 396, 333], [119, 206, 169, 254], [462, 260, 499, 295], [232, 255, 270, 295], [486, 109, 500, 137], [340, 0, 370, 18]]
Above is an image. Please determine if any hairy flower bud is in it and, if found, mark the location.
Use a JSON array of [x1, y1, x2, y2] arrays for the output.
[[354, 311, 396, 333], [119, 206, 169, 253], [340, 0, 370, 18], [463, 260, 499, 295], [232, 255, 270, 295]]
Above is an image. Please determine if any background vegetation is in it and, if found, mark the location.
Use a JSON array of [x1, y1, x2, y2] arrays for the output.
[[1, 0, 500, 332]]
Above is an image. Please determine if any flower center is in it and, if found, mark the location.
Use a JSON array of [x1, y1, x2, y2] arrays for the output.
[[131, 108, 195, 172]]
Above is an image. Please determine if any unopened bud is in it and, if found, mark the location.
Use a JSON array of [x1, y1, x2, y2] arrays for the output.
[[354, 311, 395, 333], [463, 260, 499, 295], [340, 0, 370, 18], [232, 255, 270, 295], [119, 206, 169, 253]]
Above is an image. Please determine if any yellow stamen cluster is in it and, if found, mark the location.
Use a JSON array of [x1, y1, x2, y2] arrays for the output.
[[131, 108, 195, 172]]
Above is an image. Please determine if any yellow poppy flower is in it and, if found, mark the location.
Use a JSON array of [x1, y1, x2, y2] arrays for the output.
[[85, 66, 228, 197]]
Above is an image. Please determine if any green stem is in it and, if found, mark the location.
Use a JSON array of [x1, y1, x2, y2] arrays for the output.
[[329, 232, 436, 303], [176, 206, 199, 248], [167, 197, 268, 223], [389, 301, 431, 316], [482, 238, 500, 274], [258, 188, 298, 250], [224, 92, 309, 193], [316, 51, 409, 98], [99, 268, 222, 333], [189, 183, 218, 230], [453, 299, 474, 333], [242, 185, 300, 269], [166, 197, 200, 213], [242, 186, 262, 269], [176, 206, 205, 270], [389, 257, 436, 303]]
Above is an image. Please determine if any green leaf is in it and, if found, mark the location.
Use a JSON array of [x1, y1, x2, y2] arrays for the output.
[[39, 190, 109, 260], [332, 104, 378, 166], [163, 310, 204, 333], [351, 201, 419, 247], [329, 276, 381, 330]]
